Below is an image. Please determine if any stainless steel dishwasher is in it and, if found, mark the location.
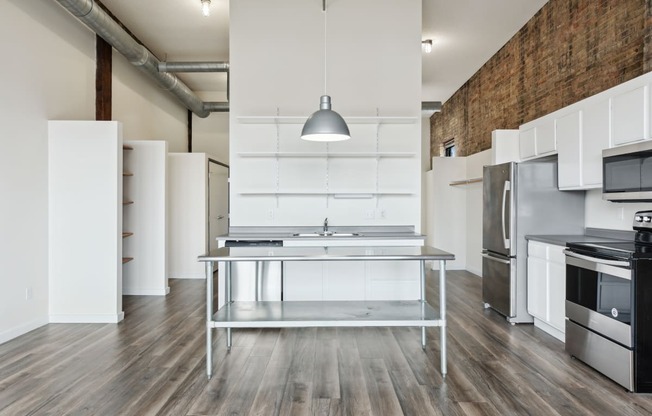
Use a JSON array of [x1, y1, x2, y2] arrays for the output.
[[223, 240, 283, 301]]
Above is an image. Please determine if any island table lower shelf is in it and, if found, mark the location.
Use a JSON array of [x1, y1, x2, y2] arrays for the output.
[[210, 300, 442, 328], [198, 245, 454, 381]]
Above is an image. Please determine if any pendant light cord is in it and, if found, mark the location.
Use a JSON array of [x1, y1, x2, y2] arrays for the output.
[[323, 0, 327, 95]]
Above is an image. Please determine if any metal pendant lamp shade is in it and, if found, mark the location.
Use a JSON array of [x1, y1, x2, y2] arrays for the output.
[[301, 95, 350, 142]]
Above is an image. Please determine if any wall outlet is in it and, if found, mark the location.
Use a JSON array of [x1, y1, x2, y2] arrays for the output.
[[364, 209, 375, 219], [25, 287, 33, 300]]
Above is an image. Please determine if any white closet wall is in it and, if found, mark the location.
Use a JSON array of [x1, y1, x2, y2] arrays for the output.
[[427, 149, 491, 275], [167, 153, 208, 279], [48, 121, 124, 323], [123, 140, 168, 295]]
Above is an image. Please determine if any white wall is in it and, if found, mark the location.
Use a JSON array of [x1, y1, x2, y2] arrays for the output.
[[426, 149, 490, 275], [167, 153, 208, 279], [112, 53, 187, 152], [229, 0, 421, 228], [0, 0, 95, 343], [193, 91, 230, 163], [465, 150, 492, 276], [123, 140, 169, 296], [0, 0, 196, 344], [48, 121, 123, 323], [585, 189, 651, 231], [427, 157, 467, 270]]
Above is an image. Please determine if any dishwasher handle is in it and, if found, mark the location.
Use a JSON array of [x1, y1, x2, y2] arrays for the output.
[[224, 240, 283, 247]]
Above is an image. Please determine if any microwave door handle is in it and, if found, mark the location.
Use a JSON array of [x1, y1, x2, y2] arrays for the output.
[[563, 249, 630, 267], [502, 180, 511, 250]]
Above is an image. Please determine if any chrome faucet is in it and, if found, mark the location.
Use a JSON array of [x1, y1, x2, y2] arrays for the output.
[[323, 217, 329, 234]]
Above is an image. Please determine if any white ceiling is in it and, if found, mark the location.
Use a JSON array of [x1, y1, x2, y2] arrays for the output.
[[100, 0, 548, 104]]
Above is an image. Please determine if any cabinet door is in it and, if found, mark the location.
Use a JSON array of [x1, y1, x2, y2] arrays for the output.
[[537, 119, 557, 155], [582, 99, 610, 187], [556, 111, 582, 189], [527, 256, 548, 320], [612, 86, 647, 146], [548, 261, 566, 332], [519, 127, 537, 160]]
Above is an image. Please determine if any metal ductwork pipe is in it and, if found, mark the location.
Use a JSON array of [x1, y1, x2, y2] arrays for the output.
[[54, 0, 211, 118], [158, 62, 230, 73], [422, 101, 442, 116], [203, 102, 229, 112]]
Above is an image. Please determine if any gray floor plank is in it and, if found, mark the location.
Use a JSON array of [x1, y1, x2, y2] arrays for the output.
[[1, 272, 652, 415]]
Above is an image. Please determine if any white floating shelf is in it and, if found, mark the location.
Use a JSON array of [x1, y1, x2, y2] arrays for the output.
[[237, 151, 416, 158], [237, 116, 418, 125], [238, 190, 415, 196]]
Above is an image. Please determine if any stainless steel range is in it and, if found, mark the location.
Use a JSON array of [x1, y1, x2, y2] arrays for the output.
[[564, 210, 652, 392]]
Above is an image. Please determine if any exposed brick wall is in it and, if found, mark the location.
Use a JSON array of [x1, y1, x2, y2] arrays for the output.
[[431, 0, 650, 159]]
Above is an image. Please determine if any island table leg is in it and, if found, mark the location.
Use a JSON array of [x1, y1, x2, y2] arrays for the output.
[[439, 259, 447, 377], [226, 261, 232, 350], [420, 260, 426, 350], [206, 260, 213, 379]]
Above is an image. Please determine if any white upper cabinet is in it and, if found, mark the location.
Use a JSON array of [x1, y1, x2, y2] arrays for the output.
[[519, 119, 556, 161], [522, 72, 652, 190], [557, 103, 608, 190], [519, 127, 536, 160], [581, 99, 611, 187], [611, 85, 648, 146], [556, 111, 582, 189], [537, 119, 557, 155]]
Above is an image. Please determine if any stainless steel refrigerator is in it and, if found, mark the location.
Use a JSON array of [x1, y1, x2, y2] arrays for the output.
[[482, 158, 584, 323]]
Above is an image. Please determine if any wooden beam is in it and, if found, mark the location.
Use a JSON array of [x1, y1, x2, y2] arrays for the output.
[[95, 35, 112, 121], [188, 110, 193, 153]]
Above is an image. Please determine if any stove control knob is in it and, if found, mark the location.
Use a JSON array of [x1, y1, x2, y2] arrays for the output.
[[636, 215, 643, 222], [644, 216, 652, 223]]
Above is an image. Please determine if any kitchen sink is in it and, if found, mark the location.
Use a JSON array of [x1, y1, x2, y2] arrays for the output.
[[292, 232, 360, 237]]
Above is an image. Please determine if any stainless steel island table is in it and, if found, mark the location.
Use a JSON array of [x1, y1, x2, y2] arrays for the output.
[[198, 245, 455, 379]]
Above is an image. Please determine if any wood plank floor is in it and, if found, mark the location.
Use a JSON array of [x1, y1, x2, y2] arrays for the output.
[[2, 270, 652, 415]]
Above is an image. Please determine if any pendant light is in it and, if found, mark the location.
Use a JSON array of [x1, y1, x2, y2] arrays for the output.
[[301, 0, 350, 142]]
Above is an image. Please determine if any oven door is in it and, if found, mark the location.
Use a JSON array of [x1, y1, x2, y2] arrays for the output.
[[564, 250, 632, 348]]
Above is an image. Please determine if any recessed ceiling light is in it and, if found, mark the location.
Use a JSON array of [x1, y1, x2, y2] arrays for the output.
[[201, 0, 211, 17]]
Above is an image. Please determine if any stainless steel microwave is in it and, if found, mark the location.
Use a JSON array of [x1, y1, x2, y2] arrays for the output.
[[603, 140, 652, 202]]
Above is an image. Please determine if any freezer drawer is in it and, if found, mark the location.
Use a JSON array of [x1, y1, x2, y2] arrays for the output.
[[482, 252, 516, 318]]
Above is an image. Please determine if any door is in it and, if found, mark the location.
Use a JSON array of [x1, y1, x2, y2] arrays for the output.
[[483, 162, 514, 257], [482, 252, 516, 317]]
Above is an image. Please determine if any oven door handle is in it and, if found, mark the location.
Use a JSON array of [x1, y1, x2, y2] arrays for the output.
[[563, 249, 631, 268]]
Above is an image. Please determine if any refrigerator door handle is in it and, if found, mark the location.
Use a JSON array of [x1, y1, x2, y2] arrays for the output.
[[501, 180, 511, 250], [482, 252, 511, 265]]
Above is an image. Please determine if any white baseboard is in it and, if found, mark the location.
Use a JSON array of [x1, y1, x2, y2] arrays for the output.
[[0, 317, 49, 345], [169, 273, 205, 279], [534, 317, 565, 343], [123, 286, 170, 296], [466, 266, 482, 277], [49, 311, 125, 323]]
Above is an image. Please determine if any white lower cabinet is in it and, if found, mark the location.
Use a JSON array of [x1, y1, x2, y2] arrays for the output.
[[527, 241, 566, 342]]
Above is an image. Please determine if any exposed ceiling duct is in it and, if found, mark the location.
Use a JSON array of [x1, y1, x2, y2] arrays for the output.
[[421, 101, 442, 116], [203, 102, 230, 112], [53, 0, 230, 118], [158, 62, 230, 73]]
